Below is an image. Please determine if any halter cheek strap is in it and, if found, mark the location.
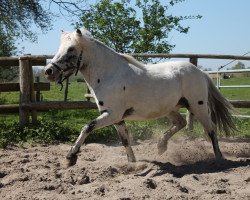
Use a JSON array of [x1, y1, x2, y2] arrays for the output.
[[75, 50, 83, 76]]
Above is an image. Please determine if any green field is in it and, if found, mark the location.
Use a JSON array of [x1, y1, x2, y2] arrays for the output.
[[0, 77, 250, 147]]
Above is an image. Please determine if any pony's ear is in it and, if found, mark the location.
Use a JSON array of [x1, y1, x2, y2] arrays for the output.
[[76, 29, 82, 35]]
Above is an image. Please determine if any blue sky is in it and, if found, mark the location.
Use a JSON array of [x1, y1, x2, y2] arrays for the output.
[[20, 0, 250, 69]]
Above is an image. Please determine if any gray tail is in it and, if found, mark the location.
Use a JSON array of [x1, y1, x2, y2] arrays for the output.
[[206, 74, 237, 135]]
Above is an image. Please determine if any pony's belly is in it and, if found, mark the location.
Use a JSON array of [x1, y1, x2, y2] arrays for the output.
[[125, 108, 171, 120], [124, 95, 179, 120]]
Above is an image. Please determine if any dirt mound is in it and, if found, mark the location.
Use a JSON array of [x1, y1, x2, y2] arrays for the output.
[[0, 137, 249, 200]]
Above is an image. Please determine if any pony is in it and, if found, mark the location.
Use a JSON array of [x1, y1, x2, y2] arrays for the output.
[[44, 29, 236, 167]]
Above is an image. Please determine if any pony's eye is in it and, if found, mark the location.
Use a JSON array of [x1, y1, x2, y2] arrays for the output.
[[67, 47, 75, 52]]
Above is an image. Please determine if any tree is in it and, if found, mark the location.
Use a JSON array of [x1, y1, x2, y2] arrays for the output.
[[76, 0, 140, 53], [76, 0, 201, 56], [0, 0, 88, 44], [0, 0, 53, 42], [231, 61, 245, 70], [0, 0, 87, 81], [0, 31, 18, 81], [0, 32, 16, 57], [0, 0, 52, 81], [0, 28, 19, 81]]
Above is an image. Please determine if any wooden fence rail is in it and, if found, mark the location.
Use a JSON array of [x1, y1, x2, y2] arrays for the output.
[[22, 101, 97, 111], [0, 82, 50, 92], [0, 56, 47, 67], [1, 54, 250, 128], [131, 53, 250, 60]]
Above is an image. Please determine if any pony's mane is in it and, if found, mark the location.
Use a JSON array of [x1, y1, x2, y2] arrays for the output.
[[119, 54, 147, 70], [80, 28, 93, 38], [77, 28, 147, 70]]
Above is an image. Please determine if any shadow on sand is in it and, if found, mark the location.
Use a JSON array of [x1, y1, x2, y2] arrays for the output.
[[139, 158, 250, 178]]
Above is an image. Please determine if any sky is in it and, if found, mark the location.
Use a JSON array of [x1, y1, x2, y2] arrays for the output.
[[19, 0, 250, 70]]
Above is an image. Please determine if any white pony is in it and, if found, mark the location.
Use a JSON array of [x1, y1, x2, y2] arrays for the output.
[[44, 29, 236, 166]]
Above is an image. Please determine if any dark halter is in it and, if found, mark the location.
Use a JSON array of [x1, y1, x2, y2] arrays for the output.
[[50, 50, 83, 91]]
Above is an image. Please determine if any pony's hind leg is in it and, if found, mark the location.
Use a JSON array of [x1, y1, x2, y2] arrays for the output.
[[208, 130, 223, 160], [157, 111, 187, 155], [190, 103, 223, 160], [114, 121, 136, 162]]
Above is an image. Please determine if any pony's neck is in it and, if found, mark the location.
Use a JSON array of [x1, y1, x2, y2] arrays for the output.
[[80, 40, 126, 89]]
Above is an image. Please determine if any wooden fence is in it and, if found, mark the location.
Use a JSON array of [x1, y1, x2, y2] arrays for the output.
[[0, 55, 96, 126], [0, 54, 250, 129]]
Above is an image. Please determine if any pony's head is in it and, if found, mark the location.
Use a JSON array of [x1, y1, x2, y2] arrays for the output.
[[44, 29, 92, 87]]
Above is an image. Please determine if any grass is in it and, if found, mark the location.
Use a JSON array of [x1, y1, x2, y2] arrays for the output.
[[41, 81, 87, 101], [0, 76, 250, 147], [219, 77, 250, 115], [219, 77, 250, 100]]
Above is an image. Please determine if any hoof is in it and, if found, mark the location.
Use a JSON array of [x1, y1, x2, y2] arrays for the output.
[[66, 154, 78, 167], [157, 139, 168, 155]]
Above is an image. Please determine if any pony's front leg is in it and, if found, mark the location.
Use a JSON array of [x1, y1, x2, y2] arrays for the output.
[[66, 111, 116, 167], [114, 121, 136, 162]]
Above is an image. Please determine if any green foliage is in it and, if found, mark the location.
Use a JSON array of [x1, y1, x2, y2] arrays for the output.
[[0, 31, 16, 56], [0, 28, 18, 81], [0, 118, 118, 148], [227, 62, 250, 77], [234, 118, 250, 138], [0, 67, 19, 82], [39, 109, 119, 142], [0, 121, 78, 148], [77, 0, 140, 53], [0, 0, 52, 42], [76, 0, 201, 58], [230, 61, 246, 70], [128, 121, 155, 140], [0, 0, 52, 81]]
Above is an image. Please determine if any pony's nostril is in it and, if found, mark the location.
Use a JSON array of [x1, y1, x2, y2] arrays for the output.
[[45, 68, 53, 76]]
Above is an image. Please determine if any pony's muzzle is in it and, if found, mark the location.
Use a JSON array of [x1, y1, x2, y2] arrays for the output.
[[45, 68, 53, 76]]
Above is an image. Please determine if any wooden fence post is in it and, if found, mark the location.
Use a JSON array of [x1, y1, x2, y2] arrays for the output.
[[19, 57, 38, 126], [186, 57, 198, 131], [19, 57, 31, 126]]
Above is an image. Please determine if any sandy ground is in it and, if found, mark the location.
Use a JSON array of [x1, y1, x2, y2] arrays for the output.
[[0, 137, 249, 200]]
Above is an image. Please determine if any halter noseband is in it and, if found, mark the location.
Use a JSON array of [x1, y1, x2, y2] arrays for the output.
[[50, 50, 83, 91]]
